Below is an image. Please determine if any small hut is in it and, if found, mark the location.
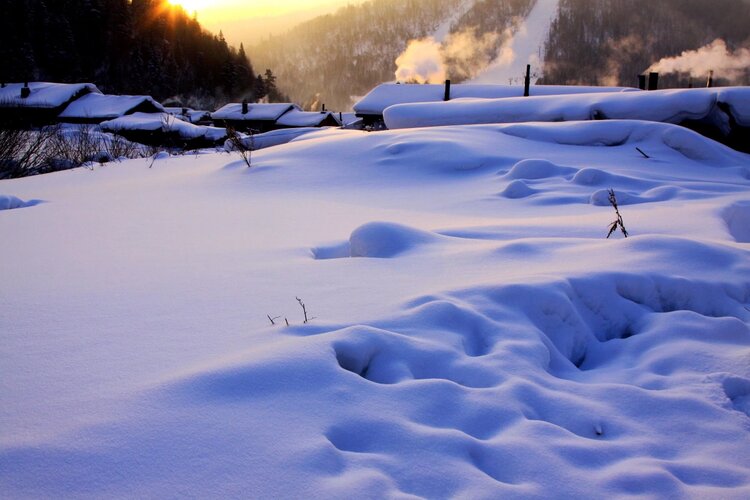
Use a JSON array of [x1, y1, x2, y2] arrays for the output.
[[275, 109, 341, 129], [211, 102, 300, 133], [58, 93, 164, 124], [0, 82, 100, 125], [164, 107, 212, 125]]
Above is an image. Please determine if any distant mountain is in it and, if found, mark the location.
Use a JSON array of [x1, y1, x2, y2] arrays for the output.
[[542, 0, 750, 88], [251, 0, 750, 111], [0, 0, 268, 108], [250, 0, 537, 111], [250, 0, 458, 112]]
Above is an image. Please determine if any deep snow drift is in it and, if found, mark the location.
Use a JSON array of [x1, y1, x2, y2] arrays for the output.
[[1, 118, 750, 498]]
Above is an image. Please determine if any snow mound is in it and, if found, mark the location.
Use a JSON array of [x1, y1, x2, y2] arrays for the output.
[[314, 222, 445, 260], [349, 222, 441, 258], [589, 186, 681, 206], [572, 167, 615, 185], [505, 158, 576, 180], [499, 180, 538, 199]]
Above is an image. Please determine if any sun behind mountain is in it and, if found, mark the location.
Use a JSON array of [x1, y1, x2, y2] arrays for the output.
[[167, 0, 212, 14]]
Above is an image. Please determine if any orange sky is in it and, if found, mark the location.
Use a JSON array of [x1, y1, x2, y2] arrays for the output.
[[170, 0, 368, 44]]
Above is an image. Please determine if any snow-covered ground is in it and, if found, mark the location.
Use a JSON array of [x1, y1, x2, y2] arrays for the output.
[[469, 0, 560, 84], [2, 117, 750, 497]]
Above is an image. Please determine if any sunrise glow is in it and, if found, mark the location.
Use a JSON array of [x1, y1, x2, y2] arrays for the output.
[[168, 0, 214, 14], [169, 0, 362, 24]]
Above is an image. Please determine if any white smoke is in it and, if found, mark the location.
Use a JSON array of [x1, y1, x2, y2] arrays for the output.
[[441, 28, 505, 80], [394, 38, 446, 84], [648, 39, 750, 83], [394, 28, 514, 83]]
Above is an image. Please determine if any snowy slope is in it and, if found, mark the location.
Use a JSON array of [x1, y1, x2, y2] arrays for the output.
[[431, 0, 477, 43], [1, 118, 750, 497], [469, 0, 560, 84]]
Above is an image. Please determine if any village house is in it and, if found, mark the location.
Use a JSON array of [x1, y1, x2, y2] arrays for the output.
[[57, 93, 165, 124], [211, 102, 300, 133], [274, 109, 341, 129], [0, 82, 100, 125], [353, 82, 636, 127], [164, 107, 212, 125]]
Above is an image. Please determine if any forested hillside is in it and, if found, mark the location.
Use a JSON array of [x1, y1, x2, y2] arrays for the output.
[[542, 0, 750, 87], [250, 0, 536, 111], [250, 0, 460, 111], [0, 0, 275, 107]]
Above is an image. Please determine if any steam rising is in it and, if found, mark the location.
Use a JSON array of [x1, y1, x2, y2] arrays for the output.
[[648, 39, 750, 83], [395, 38, 446, 84], [394, 28, 511, 83]]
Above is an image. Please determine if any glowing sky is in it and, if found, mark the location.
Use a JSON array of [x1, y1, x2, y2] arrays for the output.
[[170, 0, 367, 44]]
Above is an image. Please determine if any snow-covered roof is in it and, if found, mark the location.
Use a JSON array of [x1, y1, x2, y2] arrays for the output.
[[100, 112, 226, 142], [354, 83, 638, 116], [164, 107, 210, 123], [275, 110, 340, 127], [0, 82, 100, 108], [211, 103, 301, 121], [383, 87, 750, 131], [58, 93, 164, 120]]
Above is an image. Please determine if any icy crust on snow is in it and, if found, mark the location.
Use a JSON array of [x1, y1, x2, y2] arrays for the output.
[[2, 119, 750, 498], [100, 112, 227, 142], [0, 82, 101, 108], [354, 83, 637, 116], [384, 87, 750, 130]]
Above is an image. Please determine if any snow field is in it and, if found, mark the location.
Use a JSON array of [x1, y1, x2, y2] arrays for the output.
[[1, 119, 750, 497]]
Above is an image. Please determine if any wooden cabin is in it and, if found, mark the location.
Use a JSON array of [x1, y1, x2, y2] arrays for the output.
[[274, 109, 341, 129], [0, 82, 100, 126], [211, 102, 300, 133], [58, 93, 164, 124]]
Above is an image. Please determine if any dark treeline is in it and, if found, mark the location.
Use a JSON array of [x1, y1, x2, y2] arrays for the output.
[[542, 0, 750, 88], [0, 0, 286, 108]]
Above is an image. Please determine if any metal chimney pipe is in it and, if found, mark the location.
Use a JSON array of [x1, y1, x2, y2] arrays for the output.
[[443, 80, 451, 101], [524, 65, 531, 97], [638, 74, 647, 90], [241, 98, 248, 114], [706, 70, 714, 88], [20, 81, 30, 98], [647, 72, 659, 91]]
